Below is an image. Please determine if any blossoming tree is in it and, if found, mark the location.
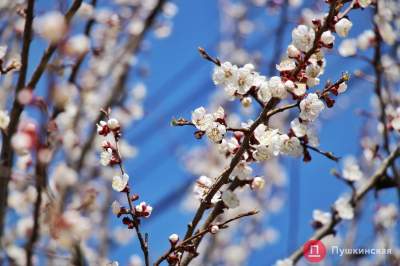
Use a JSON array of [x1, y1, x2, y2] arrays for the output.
[[0, 0, 399, 265]]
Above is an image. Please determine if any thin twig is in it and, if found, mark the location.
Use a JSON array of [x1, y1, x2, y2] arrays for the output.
[[305, 144, 340, 162], [171, 119, 249, 133], [75, 0, 166, 172], [288, 146, 400, 264], [0, 0, 36, 240], [0, 0, 83, 239], [106, 115, 151, 266], [153, 210, 259, 265]]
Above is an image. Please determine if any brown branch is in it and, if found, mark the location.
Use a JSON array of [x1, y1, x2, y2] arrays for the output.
[[0, 0, 35, 240], [291, 0, 342, 78], [176, 1, 352, 264], [179, 178, 248, 265], [197, 47, 266, 108], [171, 119, 250, 133], [180, 98, 280, 243], [288, 146, 400, 264], [266, 102, 299, 117], [154, 210, 259, 265], [305, 144, 340, 162], [104, 113, 151, 266], [25, 160, 47, 266], [372, 2, 400, 203], [68, 0, 98, 83], [0, 0, 83, 239]]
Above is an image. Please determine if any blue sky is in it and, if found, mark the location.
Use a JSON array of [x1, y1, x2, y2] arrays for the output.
[[112, 1, 390, 265], [25, 0, 398, 265]]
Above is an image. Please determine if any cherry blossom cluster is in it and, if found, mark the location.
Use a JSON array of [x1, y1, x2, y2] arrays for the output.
[[97, 112, 153, 225], [163, 0, 400, 265], [0, 0, 176, 265]]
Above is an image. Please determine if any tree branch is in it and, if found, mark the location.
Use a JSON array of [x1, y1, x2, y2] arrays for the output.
[[288, 146, 400, 264], [154, 210, 259, 265], [0, 0, 35, 240]]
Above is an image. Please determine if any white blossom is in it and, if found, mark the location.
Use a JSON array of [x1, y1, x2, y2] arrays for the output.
[[338, 39, 357, 57], [280, 135, 303, 157], [0, 45, 7, 60], [374, 204, 398, 229], [241, 96, 252, 107], [342, 156, 363, 182], [0, 110, 10, 130], [135, 202, 153, 217], [11, 132, 31, 155], [306, 77, 320, 88], [213, 106, 225, 120], [299, 93, 325, 122], [313, 209, 332, 225], [232, 161, 253, 180], [257, 79, 272, 103], [191, 107, 213, 131], [290, 118, 308, 138], [253, 126, 282, 161], [375, 14, 396, 45], [33, 11, 67, 43], [210, 225, 219, 234], [107, 118, 120, 130], [251, 177, 265, 190], [357, 30, 375, 50], [64, 34, 90, 57], [218, 137, 240, 154], [321, 30, 335, 45], [193, 176, 221, 204], [112, 173, 129, 192], [51, 163, 78, 187], [112, 200, 121, 215], [292, 25, 315, 52], [287, 44, 300, 57], [288, 82, 306, 97], [337, 82, 347, 94], [234, 66, 255, 95], [334, 197, 354, 220], [212, 62, 238, 87], [206, 122, 226, 143], [276, 58, 296, 72], [335, 18, 353, 37], [77, 2, 94, 18], [129, 255, 143, 266], [305, 62, 321, 79], [221, 190, 240, 208], [268, 76, 287, 99], [100, 148, 113, 166], [169, 233, 179, 243]]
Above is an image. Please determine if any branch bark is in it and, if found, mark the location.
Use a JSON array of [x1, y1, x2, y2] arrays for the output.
[[0, 0, 35, 240]]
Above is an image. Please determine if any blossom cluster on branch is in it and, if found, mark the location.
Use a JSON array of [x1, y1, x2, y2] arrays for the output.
[[0, 0, 399, 265]]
